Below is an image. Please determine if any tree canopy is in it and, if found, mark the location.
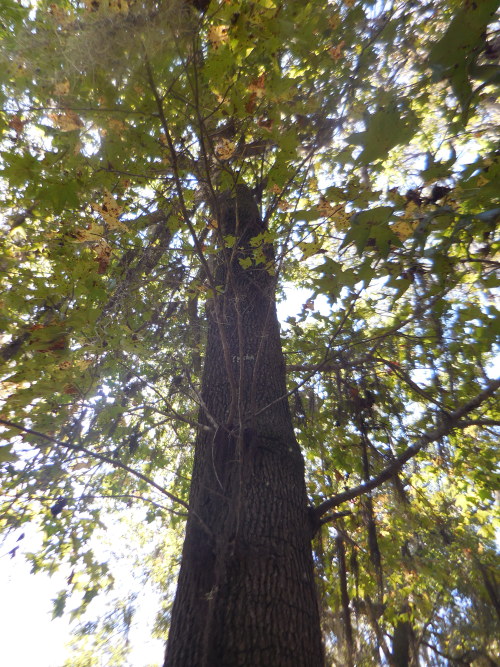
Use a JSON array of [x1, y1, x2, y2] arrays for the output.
[[0, 0, 499, 664]]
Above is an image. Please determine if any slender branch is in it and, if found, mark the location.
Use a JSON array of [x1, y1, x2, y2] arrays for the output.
[[0, 418, 212, 537], [97, 210, 174, 322], [286, 356, 371, 373], [348, 290, 450, 356], [318, 510, 352, 527], [143, 412, 213, 433], [370, 356, 447, 409], [75, 493, 185, 516], [313, 378, 500, 520], [142, 49, 215, 291], [1, 491, 185, 519]]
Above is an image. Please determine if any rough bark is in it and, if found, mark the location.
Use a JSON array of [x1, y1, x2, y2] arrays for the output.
[[165, 185, 324, 666]]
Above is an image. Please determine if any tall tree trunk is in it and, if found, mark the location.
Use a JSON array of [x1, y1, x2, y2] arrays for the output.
[[165, 185, 324, 666]]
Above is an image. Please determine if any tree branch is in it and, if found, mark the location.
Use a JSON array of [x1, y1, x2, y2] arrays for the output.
[[0, 418, 212, 537], [286, 355, 372, 374], [313, 378, 500, 520], [318, 510, 352, 527]]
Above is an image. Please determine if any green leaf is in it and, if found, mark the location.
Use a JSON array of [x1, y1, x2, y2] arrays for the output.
[[339, 208, 394, 255], [348, 103, 418, 164], [0, 445, 18, 463], [52, 590, 68, 619], [427, 0, 500, 120], [291, 209, 321, 222], [428, 1, 499, 72], [298, 240, 323, 259], [238, 256, 253, 269], [39, 181, 80, 215]]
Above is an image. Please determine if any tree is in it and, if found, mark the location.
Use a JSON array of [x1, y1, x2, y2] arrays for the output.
[[0, 0, 499, 665]]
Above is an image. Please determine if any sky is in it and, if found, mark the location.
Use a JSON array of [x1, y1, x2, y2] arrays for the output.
[[0, 520, 166, 667], [1, 558, 71, 666]]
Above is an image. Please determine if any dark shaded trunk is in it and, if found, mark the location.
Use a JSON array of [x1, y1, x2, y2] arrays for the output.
[[165, 185, 324, 666], [392, 603, 412, 667], [336, 534, 354, 667], [392, 620, 411, 667]]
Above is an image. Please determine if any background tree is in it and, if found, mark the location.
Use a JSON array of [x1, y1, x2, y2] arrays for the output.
[[0, 0, 499, 665]]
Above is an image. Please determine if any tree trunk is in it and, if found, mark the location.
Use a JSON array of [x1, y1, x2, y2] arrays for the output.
[[392, 604, 412, 667], [165, 185, 325, 666]]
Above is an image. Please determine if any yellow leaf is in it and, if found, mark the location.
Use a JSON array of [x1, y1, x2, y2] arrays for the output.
[[215, 138, 236, 160], [8, 115, 25, 135], [53, 80, 70, 96], [402, 201, 420, 219], [83, 0, 99, 10], [76, 359, 93, 370], [109, 0, 128, 14], [91, 190, 128, 231], [317, 195, 334, 216], [317, 198, 350, 231], [248, 74, 266, 99], [50, 110, 83, 132], [73, 222, 104, 243], [49, 3, 71, 25], [208, 25, 229, 49], [108, 118, 128, 132], [95, 239, 112, 274], [476, 175, 489, 187], [391, 220, 417, 241], [332, 210, 350, 231], [328, 13, 341, 29], [71, 461, 93, 471], [329, 41, 345, 62], [298, 240, 323, 260], [0, 382, 21, 400], [83, 0, 128, 13], [393, 200, 423, 239]]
